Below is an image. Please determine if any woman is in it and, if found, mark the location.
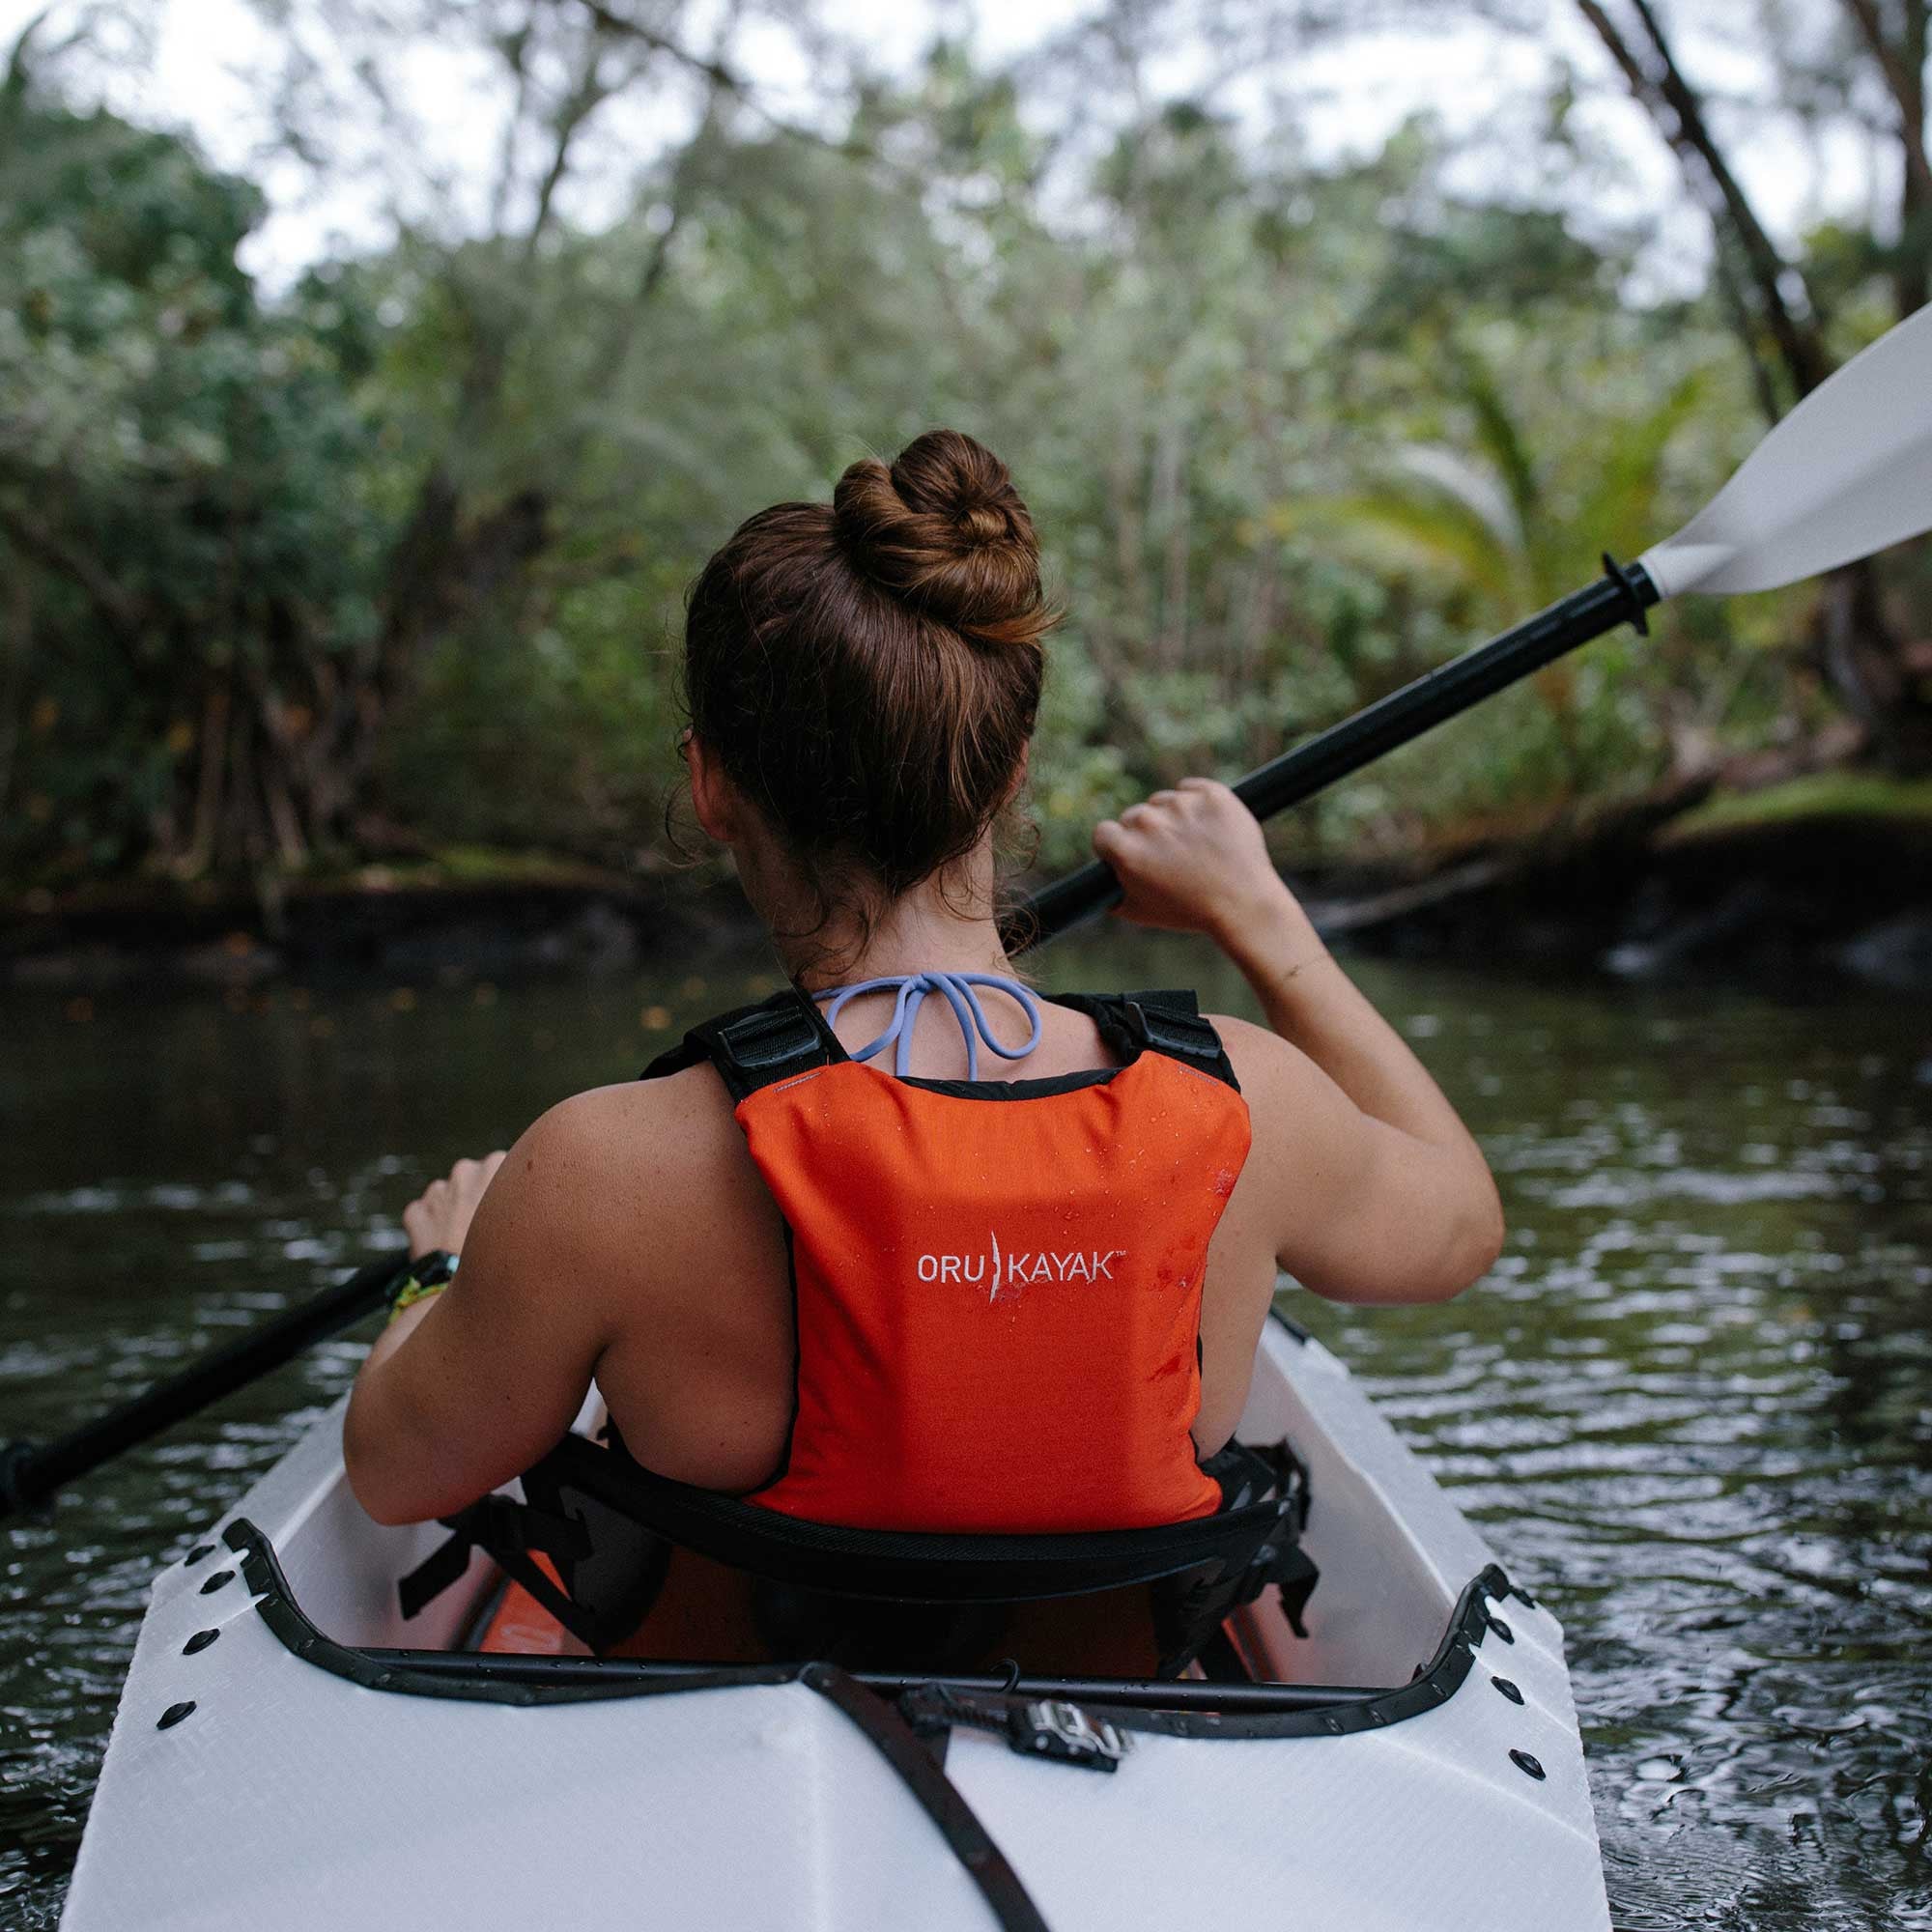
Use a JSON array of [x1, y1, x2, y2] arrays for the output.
[[345, 429, 1502, 1560]]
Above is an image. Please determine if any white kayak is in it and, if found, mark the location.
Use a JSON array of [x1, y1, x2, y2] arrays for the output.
[[61, 1314, 1611, 1931]]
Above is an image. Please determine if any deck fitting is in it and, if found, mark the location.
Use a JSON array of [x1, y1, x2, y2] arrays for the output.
[[1509, 1749, 1546, 1780], [156, 1701, 196, 1730], [183, 1630, 219, 1656], [199, 1569, 236, 1595], [1491, 1676, 1522, 1705]]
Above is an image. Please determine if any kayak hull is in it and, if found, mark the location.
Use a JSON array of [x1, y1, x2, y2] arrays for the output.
[[62, 1319, 1611, 1931]]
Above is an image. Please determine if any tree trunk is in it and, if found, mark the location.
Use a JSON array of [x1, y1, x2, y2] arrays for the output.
[[1576, 0, 1833, 400], [181, 681, 230, 878], [1813, 564, 1932, 770], [1843, 0, 1932, 317], [1578, 0, 1932, 769], [0, 557, 27, 818]]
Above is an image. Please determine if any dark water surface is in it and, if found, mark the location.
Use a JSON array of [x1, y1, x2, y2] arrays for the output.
[[3, 934, 1929, 1928]]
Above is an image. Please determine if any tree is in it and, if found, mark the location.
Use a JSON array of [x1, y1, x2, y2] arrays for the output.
[[0, 45, 391, 877], [1574, 0, 1932, 767]]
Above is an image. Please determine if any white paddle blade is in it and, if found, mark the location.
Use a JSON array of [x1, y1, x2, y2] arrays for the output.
[[1639, 301, 1932, 598]]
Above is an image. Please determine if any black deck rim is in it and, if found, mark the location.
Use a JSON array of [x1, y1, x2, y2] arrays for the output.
[[223, 1517, 1527, 1741]]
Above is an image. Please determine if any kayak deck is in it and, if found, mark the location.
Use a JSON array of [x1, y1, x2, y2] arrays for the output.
[[61, 1319, 1612, 1931]]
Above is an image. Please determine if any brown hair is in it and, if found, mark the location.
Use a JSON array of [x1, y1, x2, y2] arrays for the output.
[[683, 429, 1054, 941]]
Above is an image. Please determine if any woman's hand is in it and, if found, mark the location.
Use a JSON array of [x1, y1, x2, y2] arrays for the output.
[[1093, 778, 1310, 948], [402, 1153, 506, 1260]]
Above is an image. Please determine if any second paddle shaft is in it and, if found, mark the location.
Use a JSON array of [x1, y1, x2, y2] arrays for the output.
[[1013, 555, 1662, 950]]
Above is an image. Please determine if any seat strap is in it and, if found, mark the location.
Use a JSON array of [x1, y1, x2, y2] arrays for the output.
[[397, 1432, 1321, 1669], [397, 1492, 595, 1634], [1150, 1440, 1319, 1673]]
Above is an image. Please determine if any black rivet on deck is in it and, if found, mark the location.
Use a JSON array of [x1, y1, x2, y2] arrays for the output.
[[183, 1629, 219, 1656], [156, 1701, 196, 1730], [184, 1544, 214, 1566], [199, 1568, 236, 1595], [1486, 1614, 1515, 1644], [1492, 1675, 1522, 1705], [1509, 1748, 1546, 1780]]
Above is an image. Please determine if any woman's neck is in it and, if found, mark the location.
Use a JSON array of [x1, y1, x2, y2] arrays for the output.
[[776, 853, 1015, 993]]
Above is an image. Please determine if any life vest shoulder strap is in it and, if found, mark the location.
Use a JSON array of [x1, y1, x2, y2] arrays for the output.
[[640, 988, 847, 1103], [643, 984, 1238, 1098], [1051, 988, 1240, 1092]]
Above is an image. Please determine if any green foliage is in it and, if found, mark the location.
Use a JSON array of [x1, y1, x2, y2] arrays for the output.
[[0, 83, 391, 880], [2, 19, 1917, 897]]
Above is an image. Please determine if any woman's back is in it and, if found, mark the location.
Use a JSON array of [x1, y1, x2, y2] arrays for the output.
[[343, 430, 1505, 1545], [619, 980, 1247, 1529]]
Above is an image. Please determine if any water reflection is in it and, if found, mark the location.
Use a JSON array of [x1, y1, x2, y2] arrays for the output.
[[2, 937, 1928, 1926]]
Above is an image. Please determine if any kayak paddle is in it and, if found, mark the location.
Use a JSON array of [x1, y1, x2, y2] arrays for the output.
[[1013, 299, 1932, 948], [12, 301, 1930, 1518], [0, 1253, 408, 1520]]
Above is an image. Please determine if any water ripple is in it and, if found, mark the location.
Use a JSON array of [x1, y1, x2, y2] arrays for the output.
[[2, 960, 1929, 1928]]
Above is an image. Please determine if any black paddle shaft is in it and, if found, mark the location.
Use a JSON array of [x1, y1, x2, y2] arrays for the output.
[[0, 1253, 408, 1519], [1010, 554, 1662, 952]]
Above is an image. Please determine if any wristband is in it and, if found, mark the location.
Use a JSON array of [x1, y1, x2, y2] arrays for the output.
[[388, 1250, 458, 1324]]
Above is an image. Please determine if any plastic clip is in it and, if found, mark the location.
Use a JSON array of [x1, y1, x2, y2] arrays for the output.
[[1009, 1699, 1132, 1774]]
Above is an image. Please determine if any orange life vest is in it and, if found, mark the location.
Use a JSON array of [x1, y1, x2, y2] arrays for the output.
[[660, 987, 1251, 1534]]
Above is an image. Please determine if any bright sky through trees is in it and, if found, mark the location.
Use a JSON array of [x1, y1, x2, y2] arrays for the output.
[[0, 0, 1877, 295]]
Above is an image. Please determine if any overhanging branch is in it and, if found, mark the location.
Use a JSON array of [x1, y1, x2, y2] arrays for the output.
[[1577, 0, 1833, 397]]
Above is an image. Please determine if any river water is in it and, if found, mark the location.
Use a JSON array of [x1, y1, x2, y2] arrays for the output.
[[2, 931, 1928, 1927]]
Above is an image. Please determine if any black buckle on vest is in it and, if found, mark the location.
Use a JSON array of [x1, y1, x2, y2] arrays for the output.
[[1126, 1000, 1223, 1065], [715, 1001, 829, 1084]]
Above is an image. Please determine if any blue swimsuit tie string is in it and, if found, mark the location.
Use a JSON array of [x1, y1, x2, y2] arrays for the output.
[[815, 972, 1043, 1079]]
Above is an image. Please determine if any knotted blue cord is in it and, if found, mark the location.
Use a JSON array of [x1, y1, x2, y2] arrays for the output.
[[815, 972, 1043, 1079]]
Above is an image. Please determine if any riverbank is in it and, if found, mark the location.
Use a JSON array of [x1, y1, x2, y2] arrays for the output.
[[0, 850, 761, 992], [6, 775, 1931, 993], [1311, 772, 1932, 991]]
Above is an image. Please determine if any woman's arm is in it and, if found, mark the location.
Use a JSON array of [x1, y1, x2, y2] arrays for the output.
[[1094, 778, 1504, 1306], [343, 1102, 619, 1525]]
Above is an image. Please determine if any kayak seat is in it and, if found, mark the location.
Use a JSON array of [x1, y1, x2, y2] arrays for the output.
[[401, 1434, 1318, 1679]]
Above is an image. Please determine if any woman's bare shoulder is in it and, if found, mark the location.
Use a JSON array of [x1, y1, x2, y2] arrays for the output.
[[1205, 1012, 1319, 1103], [1204, 1011, 1368, 1177], [476, 1067, 747, 1273]]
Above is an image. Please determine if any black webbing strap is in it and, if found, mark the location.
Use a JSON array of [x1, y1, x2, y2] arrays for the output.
[[641, 988, 844, 1104], [397, 1493, 594, 1628], [1050, 988, 1239, 1091], [652, 985, 1235, 1094], [1123, 987, 1201, 1019], [431, 1428, 1293, 1606], [395, 1430, 1321, 1676], [800, 1665, 1053, 1932], [1149, 1441, 1319, 1669]]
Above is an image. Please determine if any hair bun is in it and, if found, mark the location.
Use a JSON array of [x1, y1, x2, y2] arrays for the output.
[[833, 429, 1051, 649]]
